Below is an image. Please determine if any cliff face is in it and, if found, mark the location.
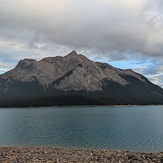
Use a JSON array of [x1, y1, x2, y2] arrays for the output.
[[0, 50, 163, 107]]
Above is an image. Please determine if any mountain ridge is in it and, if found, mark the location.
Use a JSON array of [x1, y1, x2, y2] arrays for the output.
[[0, 50, 163, 107]]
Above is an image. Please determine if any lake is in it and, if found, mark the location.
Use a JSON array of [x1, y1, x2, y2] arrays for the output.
[[0, 105, 163, 152]]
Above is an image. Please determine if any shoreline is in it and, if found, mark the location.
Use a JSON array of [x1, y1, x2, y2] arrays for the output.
[[0, 104, 163, 109], [0, 147, 163, 162]]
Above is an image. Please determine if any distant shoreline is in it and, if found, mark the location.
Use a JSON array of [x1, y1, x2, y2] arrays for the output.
[[0, 147, 163, 162], [0, 104, 163, 109]]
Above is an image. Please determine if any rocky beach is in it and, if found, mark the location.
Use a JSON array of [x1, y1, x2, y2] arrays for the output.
[[0, 147, 163, 163]]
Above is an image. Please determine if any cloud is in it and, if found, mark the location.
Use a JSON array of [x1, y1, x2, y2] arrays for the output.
[[131, 60, 163, 88], [148, 74, 163, 88], [0, 0, 163, 59]]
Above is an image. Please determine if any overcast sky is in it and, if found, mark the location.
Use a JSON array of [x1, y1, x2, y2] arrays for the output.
[[0, 0, 163, 87]]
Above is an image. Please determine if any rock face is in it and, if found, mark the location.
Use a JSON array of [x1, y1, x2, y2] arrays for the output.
[[0, 50, 163, 107]]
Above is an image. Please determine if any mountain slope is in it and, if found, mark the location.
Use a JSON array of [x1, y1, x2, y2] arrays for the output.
[[0, 50, 163, 107]]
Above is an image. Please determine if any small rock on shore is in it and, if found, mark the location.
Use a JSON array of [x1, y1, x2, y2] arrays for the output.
[[0, 147, 163, 163]]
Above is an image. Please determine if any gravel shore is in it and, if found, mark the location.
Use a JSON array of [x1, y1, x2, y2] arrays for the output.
[[0, 147, 163, 163]]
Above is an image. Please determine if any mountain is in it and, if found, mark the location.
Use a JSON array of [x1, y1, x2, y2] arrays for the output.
[[0, 50, 163, 107]]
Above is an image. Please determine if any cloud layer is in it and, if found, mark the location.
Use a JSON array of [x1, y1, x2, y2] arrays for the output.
[[0, 0, 163, 87]]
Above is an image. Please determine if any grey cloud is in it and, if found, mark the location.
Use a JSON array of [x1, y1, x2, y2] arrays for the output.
[[133, 60, 163, 87], [142, 62, 161, 75], [0, 0, 163, 61], [0, 60, 15, 74], [148, 75, 163, 88], [26, 42, 49, 51], [0, 62, 10, 69]]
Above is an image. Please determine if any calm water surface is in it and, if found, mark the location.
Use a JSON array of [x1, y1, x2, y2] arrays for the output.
[[0, 106, 163, 152]]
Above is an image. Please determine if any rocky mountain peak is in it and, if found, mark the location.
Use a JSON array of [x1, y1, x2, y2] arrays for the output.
[[15, 59, 37, 72], [1, 51, 148, 90], [1, 51, 163, 106], [66, 50, 78, 57], [40, 56, 63, 63], [65, 51, 91, 63]]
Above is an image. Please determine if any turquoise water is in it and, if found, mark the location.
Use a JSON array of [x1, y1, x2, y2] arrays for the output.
[[0, 106, 163, 152]]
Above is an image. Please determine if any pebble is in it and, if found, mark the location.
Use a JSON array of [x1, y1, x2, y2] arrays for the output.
[[0, 147, 163, 163]]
